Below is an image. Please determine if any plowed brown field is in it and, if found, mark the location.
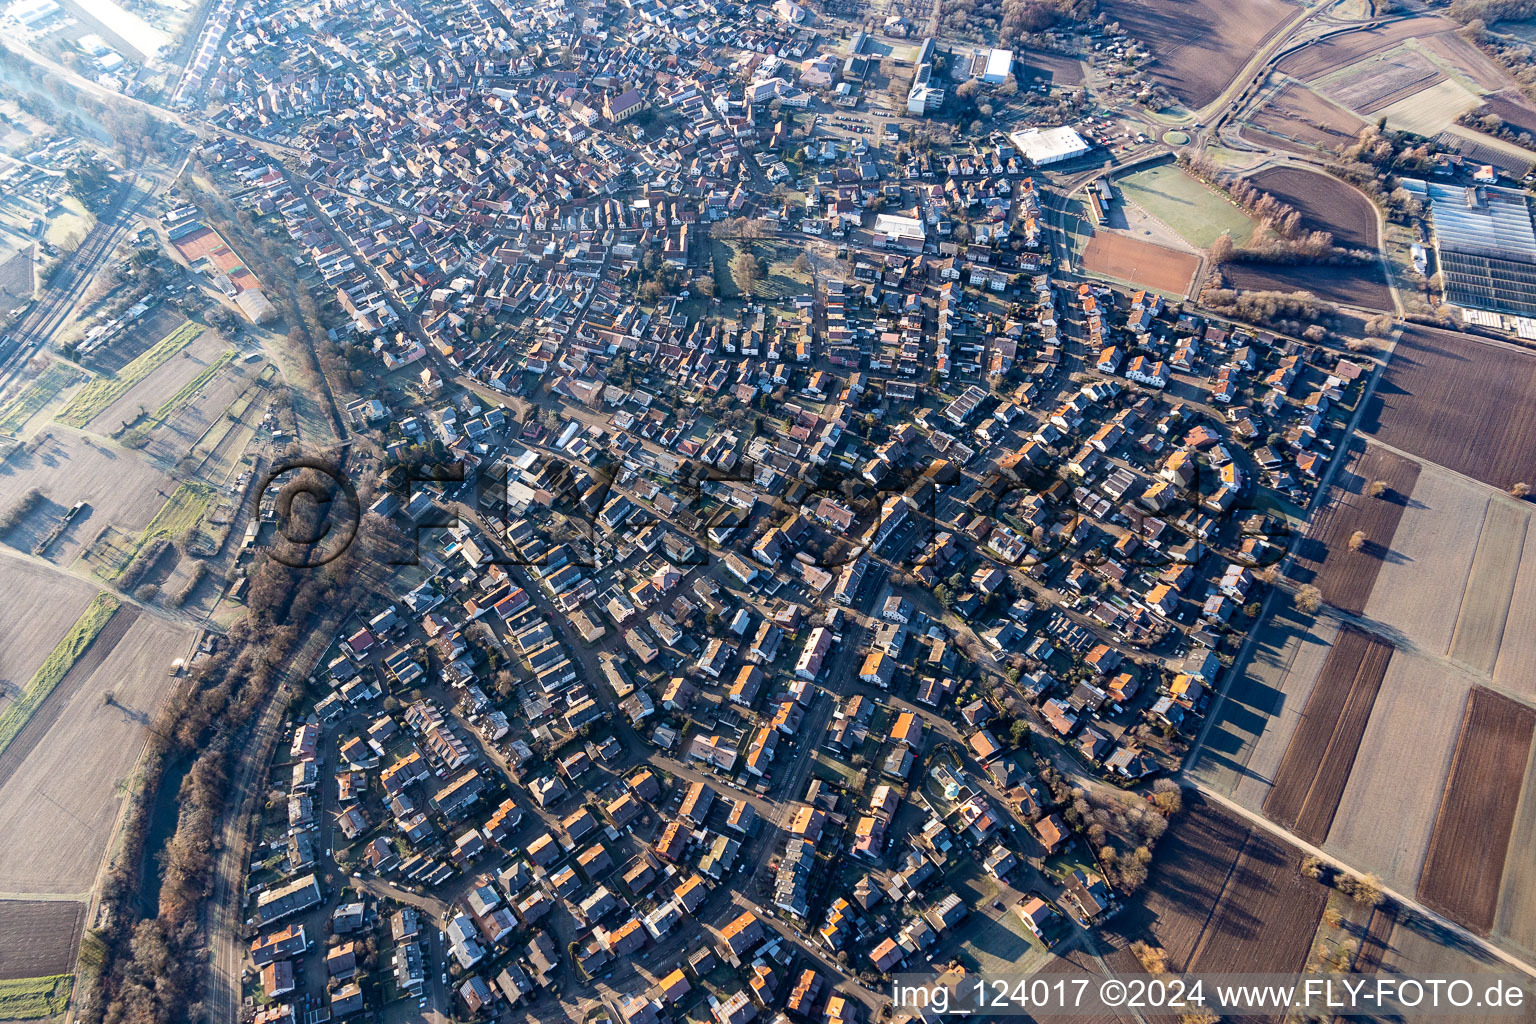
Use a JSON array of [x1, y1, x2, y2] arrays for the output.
[[1263, 627, 1393, 845], [1289, 444, 1420, 614], [1417, 687, 1536, 934]]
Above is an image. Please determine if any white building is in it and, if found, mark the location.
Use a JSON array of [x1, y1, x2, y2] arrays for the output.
[[5, 0, 60, 27], [1009, 126, 1090, 166], [982, 47, 1013, 84]]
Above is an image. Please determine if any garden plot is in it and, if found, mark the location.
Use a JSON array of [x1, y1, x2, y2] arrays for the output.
[[84, 327, 229, 436]]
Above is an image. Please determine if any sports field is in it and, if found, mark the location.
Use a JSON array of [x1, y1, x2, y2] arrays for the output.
[[1114, 163, 1255, 248]]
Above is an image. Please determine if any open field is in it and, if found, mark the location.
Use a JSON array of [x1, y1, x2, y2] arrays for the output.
[[1277, 17, 1458, 81], [1106, 792, 1326, 979], [0, 972, 73, 1020], [85, 327, 229, 435], [1107, 791, 1249, 968], [1015, 48, 1084, 87], [0, 902, 84, 980], [0, 434, 178, 568], [1288, 444, 1420, 614], [1447, 500, 1527, 675], [0, 594, 120, 760], [1184, 827, 1327, 976], [1353, 904, 1396, 975], [0, 364, 79, 438], [1475, 91, 1536, 137], [1417, 687, 1535, 934], [1191, 604, 1338, 809], [1241, 82, 1366, 155], [142, 356, 264, 473], [1222, 260, 1392, 311], [0, 610, 190, 894], [1497, 736, 1536, 958], [1100, 0, 1298, 110], [1080, 233, 1199, 295], [1377, 77, 1481, 136], [1421, 29, 1521, 93], [1381, 910, 1530, 1024], [1320, 45, 1444, 114], [1246, 167, 1378, 250], [1360, 462, 1485, 657], [1114, 163, 1255, 248], [0, 561, 99, 716], [0, 246, 34, 309], [1326, 653, 1473, 895], [1362, 327, 1536, 491], [1494, 523, 1536, 698], [57, 321, 204, 429], [83, 482, 212, 584], [1262, 627, 1392, 845]]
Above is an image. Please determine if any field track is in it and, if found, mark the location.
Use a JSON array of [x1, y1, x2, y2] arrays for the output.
[[1417, 687, 1535, 933], [1263, 627, 1392, 844]]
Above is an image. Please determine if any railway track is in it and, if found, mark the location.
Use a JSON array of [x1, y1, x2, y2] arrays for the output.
[[0, 174, 149, 394]]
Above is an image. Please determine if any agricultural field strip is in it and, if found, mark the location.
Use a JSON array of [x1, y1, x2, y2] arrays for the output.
[[1360, 461, 1485, 659], [56, 321, 203, 429], [0, 594, 121, 760], [1262, 628, 1392, 839], [92, 483, 213, 584], [0, 898, 86, 981], [1187, 835, 1328, 976], [1416, 687, 1536, 934], [1292, 636, 1391, 846], [1446, 500, 1527, 677], [0, 364, 77, 436], [1182, 828, 1256, 970], [1493, 520, 1536, 698], [1351, 905, 1396, 974], [1291, 445, 1420, 615], [1324, 654, 1473, 894], [151, 348, 235, 424], [1494, 734, 1536, 956]]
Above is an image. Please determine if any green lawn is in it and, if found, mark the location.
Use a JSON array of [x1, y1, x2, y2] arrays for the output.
[[710, 238, 812, 303], [0, 975, 73, 1021], [1116, 163, 1255, 248], [57, 321, 206, 428], [0, 594, 119, 757]]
